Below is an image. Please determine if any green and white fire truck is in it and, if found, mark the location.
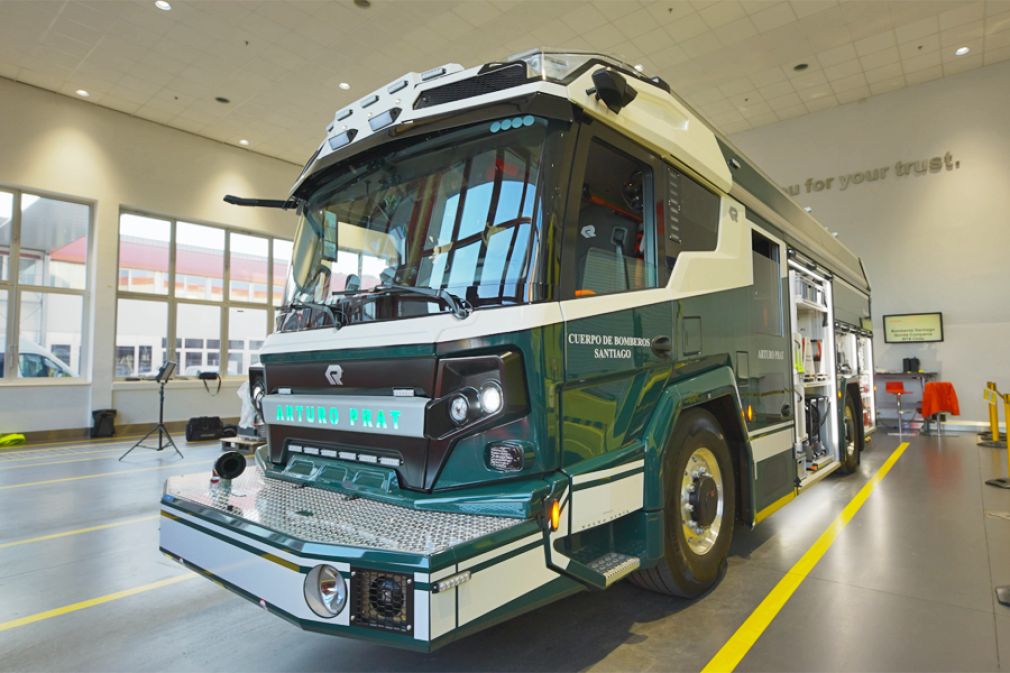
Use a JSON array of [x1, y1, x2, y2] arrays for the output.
[[160, 50, 876, 651]]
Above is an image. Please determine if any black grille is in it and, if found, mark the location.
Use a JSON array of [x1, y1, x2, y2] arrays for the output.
[[414, 63, 528, 109], [351, 569, 413, 633]]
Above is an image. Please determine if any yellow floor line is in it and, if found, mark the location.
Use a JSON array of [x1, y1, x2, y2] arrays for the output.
[[0, 460, 211, 491], [0, 515, 159, 549], [0, 575, 196, 633], [0, 453, 154, 471], [0, 446, 127, 464], [701, 441, 910, 673], [0, 435, 146, 453]]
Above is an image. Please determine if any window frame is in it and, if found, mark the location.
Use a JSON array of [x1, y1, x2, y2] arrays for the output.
[[114, 207, 289, 380], [0, 185, 94, 384], [559, 121, 668, 300]]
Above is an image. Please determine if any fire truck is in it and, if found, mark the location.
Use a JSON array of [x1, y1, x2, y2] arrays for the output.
[[160, 49, 875, 651]]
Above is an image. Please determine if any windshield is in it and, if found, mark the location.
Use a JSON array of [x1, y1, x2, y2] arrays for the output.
[[279, 116, 566, 331]]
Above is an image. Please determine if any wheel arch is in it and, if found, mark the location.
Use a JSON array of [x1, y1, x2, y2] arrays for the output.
[[641, 362, 756, 527]]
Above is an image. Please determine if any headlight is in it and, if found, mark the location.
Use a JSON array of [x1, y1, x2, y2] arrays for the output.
[[448, 394, 470, 425], [479, 382, 503, 414], [304, 565, 347, 618]]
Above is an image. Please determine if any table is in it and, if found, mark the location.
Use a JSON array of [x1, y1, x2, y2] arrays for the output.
[[873, 371, 939, 430]]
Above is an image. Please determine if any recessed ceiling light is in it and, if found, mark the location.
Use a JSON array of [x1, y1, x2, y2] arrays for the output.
[[633, 64, 644, 72], [214, 96, 230, 104], [954, 46, 970, 56], [793, 63, 809, 71], [338, 82, 351, 90], [354, 0, 371, 7], [239, 139, 249, 146], [75, 89, 90, 97], [154, 0, 171, 10]]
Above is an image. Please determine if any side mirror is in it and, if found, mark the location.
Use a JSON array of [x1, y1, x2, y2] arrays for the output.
[[214, 451, 247, 481], [590, 68, 638, 114]]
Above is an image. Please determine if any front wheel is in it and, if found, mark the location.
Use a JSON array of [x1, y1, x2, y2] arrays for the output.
[[631, 409, 736, 597]]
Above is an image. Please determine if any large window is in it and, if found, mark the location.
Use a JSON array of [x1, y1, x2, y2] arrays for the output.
[[572, 140, 657, 297], [114, 210, 289, 378], [0, 188, 91, 380]]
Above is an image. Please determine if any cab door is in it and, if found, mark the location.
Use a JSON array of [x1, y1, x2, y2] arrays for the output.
[[558, 121, 673, 476]]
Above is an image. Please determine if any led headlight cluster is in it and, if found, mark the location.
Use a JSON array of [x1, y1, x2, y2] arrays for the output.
[[304, 564, 347, 619], [447, 381, 504, 426]]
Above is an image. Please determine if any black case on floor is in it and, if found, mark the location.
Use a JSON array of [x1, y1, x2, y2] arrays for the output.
[[185, 416, 224, 441]]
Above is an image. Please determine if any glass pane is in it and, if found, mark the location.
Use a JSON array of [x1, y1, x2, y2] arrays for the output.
[[19, 194, 90, 290], [0, 191, 12, 282], [115, 298, 167, 377], [230, 233, 269, 303], [227, 306, 266, 375], [573, 140, 656, 297], [18, 291, 83, 377], [272, 239, 292, 305], [177, 303, 220, 376], [176, 222, 224, 301], [0, 289, 6, 377], [119, 213, 170, 295]]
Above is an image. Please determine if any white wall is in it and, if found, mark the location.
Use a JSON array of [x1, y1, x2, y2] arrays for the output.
[[731, 60, 1010, 423], [0, 77, 300, 432]]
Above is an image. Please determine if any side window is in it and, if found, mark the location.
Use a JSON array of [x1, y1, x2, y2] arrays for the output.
[[572, 140, 657, 297], [751, 230, 783, 337], [665, 165, 720, 268]]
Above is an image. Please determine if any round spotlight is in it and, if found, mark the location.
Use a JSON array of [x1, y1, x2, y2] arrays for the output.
[[448, 394, 470, 425], [954, 46, 970, 57], [154, 0, 172, 10], [239, 139, 249, 146], [304, 565, 347, 618], [75, 89, 90, 97], [354, 0, 371, 7], [793, 63, 809, 71], [479, 382, 503, 415], [214, 96, 230, 104], [338, 82, 351, 90]]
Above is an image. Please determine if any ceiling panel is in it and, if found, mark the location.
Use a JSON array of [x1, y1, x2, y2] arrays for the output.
[[1, 0, 1009, 163]]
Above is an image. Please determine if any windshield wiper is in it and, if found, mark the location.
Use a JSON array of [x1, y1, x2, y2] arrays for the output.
[[371, 284, 472, 320]]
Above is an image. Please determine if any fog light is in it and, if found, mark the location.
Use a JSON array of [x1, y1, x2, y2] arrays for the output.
[[486, 442, 524, 472], [479, 382, 503, 414], [448, 394, 469, 425], [304, 565, 347, 618]]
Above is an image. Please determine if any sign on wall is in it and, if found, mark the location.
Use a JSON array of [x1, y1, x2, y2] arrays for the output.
[[883, 313, 944, 343]]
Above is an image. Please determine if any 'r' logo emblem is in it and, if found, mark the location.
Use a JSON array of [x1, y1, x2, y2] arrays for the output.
[[580, 225, 596, 239], [325, 365, 343, 386]]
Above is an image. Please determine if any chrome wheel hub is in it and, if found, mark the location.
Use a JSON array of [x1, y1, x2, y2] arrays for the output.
[[680, 447, 724, 556]]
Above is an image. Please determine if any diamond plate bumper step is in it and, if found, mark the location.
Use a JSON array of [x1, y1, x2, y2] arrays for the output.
[[162, 466, 523, 558]]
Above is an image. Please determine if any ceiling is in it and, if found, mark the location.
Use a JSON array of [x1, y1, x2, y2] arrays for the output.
[[1, 0, 1009, 165]]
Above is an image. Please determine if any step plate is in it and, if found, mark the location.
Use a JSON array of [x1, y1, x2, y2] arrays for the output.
[[164, 466, 521, 556], [587, 552, 641, 586]]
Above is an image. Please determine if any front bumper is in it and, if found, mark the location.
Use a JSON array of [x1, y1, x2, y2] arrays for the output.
[[160, 467, 571, 651]]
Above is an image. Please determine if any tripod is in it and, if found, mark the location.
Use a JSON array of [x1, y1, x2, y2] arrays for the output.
[[119, 377, 184, 461]]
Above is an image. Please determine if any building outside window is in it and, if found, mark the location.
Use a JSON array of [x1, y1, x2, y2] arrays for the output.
[[0, 188, 91, 380], [114, 209, 290, 378]]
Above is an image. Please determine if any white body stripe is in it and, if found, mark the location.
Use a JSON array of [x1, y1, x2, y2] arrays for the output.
[[457, 546, 557, 626], [750, 427, 795, 462], [570, 458, 645, 485], [570, 472, 644, 534], [161, 514, 351, 627]]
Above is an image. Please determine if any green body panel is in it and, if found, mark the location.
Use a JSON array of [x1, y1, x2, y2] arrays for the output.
[[560, 302, 674, 466]]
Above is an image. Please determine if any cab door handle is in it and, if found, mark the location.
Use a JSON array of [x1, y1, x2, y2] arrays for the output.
[[651, 335, 673, 357]]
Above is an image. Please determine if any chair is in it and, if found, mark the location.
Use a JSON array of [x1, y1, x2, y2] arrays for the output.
[[885, 380, 909, 438], [921, 381, 960, 436]]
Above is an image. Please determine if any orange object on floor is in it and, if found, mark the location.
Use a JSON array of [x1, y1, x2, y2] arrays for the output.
[[921, 381, 960, 418]]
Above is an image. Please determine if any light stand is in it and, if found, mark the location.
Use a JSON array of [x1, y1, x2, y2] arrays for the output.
[[119, 361, 183, 461]]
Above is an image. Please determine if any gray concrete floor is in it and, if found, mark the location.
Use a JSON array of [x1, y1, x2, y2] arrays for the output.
[[1, 431, 1008, 672]]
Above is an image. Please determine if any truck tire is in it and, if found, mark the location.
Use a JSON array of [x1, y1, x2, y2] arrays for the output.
[[840, 393, 862, 474], [631, 408, 736, 598]]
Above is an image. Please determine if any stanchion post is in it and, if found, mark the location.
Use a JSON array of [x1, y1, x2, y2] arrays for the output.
[[988, 382, 1000, 442], [985, 390, 1010, 490]]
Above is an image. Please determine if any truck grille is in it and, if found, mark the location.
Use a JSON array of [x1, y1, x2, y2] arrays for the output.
[[351, 569, 413, 633]]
